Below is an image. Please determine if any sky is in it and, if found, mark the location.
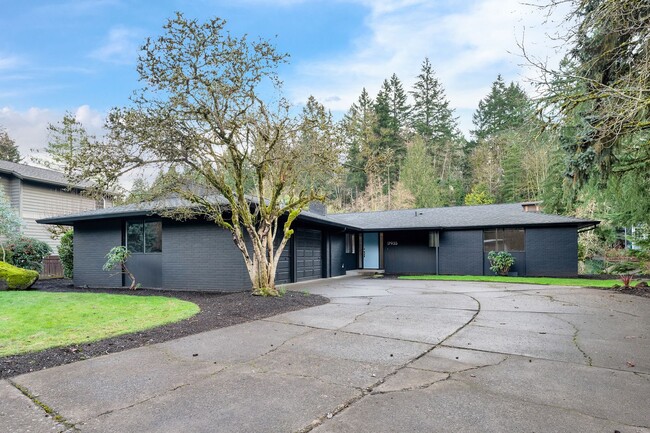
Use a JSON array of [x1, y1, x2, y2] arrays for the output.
[[0, 0, 569, 161]]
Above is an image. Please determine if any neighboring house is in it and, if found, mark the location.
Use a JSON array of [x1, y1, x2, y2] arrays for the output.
[[0, 161, 111, 254], [38, 200, 598, 290]]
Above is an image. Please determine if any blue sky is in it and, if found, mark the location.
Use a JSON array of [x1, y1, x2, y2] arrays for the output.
[[0, 0, 568, 158]]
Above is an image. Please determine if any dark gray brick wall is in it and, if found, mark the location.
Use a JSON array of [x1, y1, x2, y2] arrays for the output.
[[162, 220, 250, 291], [74, 220, 123, 287], [384, 230, 436, 274], [439, 230, 483, 275], [127, 254, 163, 288], [526, 227, 578, 276]]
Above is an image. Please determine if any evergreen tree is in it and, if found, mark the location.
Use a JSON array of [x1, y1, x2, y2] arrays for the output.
[[341, 88, 377, 193], [536, 1, 650, 230], [410, 58, 459, 145], [386, 73, 410, 132], [0, 127, 21, 163], [374, 79, 405, 160], [373, 79, 406, 189], [471, 75, 531, 142], [297, 96, 339, 193]]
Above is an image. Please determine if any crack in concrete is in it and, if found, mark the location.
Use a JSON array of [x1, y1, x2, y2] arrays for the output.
[[88, 382, 191, 423], [446, 376, 650, 429], [294, 293, 482, 433], [370, 372, 451, 395], [9, 380, 79, 432], [551, 314, 593, 366]]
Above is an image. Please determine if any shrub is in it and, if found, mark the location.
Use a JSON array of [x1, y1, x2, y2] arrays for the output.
[[6, 237, 52, 272], [0, 261, 39, 290], [608, 261, 640, 289], [488, 251, 515, 276], [59, 230, 74, 278], [103, 246, 138, 290]]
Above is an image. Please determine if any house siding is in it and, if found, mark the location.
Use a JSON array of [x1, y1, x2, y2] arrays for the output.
[[525, 227, 578, 276], [0, 174, 10, 197], [22, 181, 97, 252], [9, 177, 21, 212], [74, 219, 122, 287], [162, 220, 250, 291], [439, 230, 483, 275], [384, 230, 437, 274]]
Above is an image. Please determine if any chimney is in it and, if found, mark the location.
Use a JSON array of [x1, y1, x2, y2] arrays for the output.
[[521, 201, 542, 213]]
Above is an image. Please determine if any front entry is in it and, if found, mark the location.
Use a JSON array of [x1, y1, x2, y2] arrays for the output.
[[363, 232, 380, 269]]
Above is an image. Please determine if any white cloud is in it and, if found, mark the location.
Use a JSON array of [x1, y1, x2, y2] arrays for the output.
[[0, 106, 105, 160], [0, 54, 22, 71], [286, 0, 570, 135], [90, 26, 143, 65]]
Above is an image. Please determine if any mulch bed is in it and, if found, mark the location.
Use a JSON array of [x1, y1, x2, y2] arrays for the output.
[[1, 279, 328, 380]]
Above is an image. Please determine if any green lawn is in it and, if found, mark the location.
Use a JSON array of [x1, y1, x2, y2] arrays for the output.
[[0, 292, 200, 357], [398, 275, 633, 288]]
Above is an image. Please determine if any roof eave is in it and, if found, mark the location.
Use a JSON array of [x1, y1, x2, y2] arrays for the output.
[[37, 210, 157, 225]]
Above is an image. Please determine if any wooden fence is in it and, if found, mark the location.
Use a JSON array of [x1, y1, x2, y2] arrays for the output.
[[41, 255, 64, 278]]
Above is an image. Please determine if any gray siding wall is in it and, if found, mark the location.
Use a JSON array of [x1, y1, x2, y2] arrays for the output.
[[162, 220, 250, 291], [0, 174, 9, 197], [384, 230, 436, 274], [9, 177, 21, 212], [439, 230, 483, 275], [74, 220, 123, 287], [22, 181, 98, 252], [526, 227, 578, 276]]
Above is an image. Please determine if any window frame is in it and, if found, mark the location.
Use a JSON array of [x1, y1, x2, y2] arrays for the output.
[[483, 228, 525, 253], [125, 219, 163, 254]]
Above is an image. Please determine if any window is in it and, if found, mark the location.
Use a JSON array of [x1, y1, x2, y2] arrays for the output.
[[483, 228, 524, 252], [126, 220, 162, 253], [345, 233, 356, 254]]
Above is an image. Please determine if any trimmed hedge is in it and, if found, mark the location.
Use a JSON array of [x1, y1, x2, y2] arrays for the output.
[[0, 261, 39, 290]]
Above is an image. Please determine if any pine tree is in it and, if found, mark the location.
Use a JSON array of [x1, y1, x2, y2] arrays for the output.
[[374, 79, 405, 160], [0, 127, 21, 163], [342, 88, 377, 193], [410, 58, 459, 145], [471, 75, 531, 142], [386, 73, 410, 132]]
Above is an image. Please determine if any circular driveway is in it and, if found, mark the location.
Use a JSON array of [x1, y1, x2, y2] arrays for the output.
[[4, 278, 650, 432]]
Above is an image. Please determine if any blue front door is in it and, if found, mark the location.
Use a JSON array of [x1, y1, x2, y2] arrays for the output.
[[363, 232, 380, 269]]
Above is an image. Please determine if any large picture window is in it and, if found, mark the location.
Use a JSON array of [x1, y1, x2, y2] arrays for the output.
[[483, 228, 524, 252], [126, 220, 162, 253]]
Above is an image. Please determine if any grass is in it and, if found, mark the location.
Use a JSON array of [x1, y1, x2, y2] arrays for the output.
[[0, 292, 200, 357], [398, 274, 637, 288]]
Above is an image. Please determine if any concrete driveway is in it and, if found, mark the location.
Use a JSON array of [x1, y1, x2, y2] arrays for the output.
[[3, 278, 650, 432]]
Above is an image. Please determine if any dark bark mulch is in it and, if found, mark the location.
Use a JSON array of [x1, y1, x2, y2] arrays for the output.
[[1, 279, 328, 379], [614, 286, 650, 298]]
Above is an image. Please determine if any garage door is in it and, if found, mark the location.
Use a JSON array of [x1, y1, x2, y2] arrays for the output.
[[295, 229, 322, 282]]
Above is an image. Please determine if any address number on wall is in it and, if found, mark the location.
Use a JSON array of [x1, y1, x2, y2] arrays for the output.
[[387, 241, 398, 246]]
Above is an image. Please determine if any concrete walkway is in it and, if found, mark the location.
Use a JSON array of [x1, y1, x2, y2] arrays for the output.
[[3, 278, 650, 432]]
